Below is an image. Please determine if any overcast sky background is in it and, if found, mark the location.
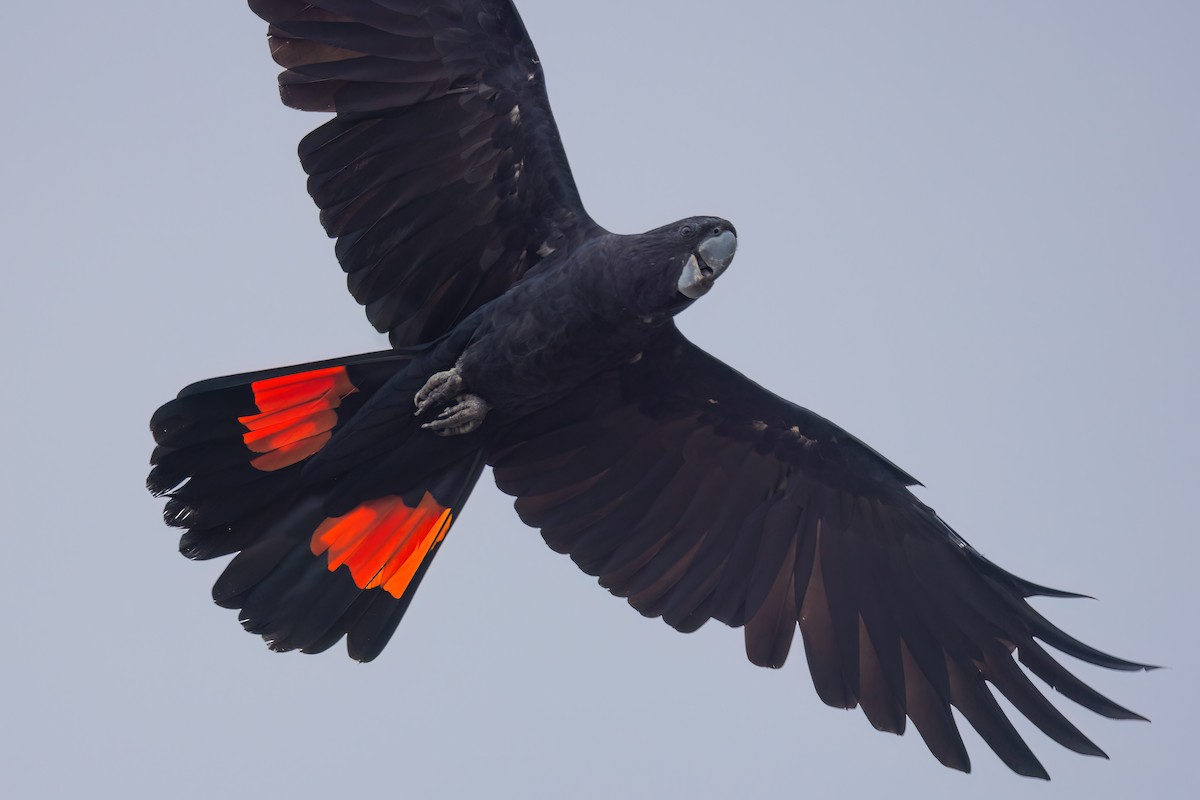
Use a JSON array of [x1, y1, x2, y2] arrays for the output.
[[3, 1, 1196, 797]]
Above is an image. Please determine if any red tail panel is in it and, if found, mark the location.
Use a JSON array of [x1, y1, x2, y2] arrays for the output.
[[311, 493, 453, 599], [248, 367, 355, 412], [239, 366, 357, 471]]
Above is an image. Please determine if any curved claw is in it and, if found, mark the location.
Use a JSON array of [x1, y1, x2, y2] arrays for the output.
[[422, 394, 490, 436], [414, 367, 464, 415]]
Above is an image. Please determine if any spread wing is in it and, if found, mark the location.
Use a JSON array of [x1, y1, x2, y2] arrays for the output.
[[488, 326, 1150, 778], [249, 0, 600, 345]]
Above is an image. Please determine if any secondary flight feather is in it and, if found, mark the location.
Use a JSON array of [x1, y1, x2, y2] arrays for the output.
[[147, 0, 1151, 778]]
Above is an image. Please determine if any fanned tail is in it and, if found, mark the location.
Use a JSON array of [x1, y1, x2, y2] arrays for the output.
[[149, 350, 486, 661]]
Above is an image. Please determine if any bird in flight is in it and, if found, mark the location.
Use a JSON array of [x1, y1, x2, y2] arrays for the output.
[[148, 0, 1151, 778]]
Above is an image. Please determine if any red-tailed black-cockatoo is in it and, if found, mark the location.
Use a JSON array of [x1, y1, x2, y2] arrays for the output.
[[148, 0, 1152, 779]]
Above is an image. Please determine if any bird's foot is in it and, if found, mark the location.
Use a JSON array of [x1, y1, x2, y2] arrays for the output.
[[414, 367, 464, 416], [421, 394, 490, 436]]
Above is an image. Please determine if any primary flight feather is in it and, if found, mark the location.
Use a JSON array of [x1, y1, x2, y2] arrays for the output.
[[148, 0, 1151, 778]]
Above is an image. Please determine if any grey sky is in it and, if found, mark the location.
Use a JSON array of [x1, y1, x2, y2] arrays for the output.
[[3, 1, 1196, 797]]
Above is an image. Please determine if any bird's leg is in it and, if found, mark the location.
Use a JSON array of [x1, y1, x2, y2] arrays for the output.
[[414, 366, 464, 416], [421, 394, 491, 436], [414, 363, 491, 435]]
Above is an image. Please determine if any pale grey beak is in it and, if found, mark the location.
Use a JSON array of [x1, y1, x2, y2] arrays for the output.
[[698, 230, 737, 273], [678, 230, 737, 299]]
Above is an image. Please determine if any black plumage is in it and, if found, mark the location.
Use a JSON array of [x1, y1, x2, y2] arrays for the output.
[[148, 0, 1152, 779]]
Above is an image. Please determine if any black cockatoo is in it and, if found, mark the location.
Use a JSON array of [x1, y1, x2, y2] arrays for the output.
[[148, 0, 1151, 779]]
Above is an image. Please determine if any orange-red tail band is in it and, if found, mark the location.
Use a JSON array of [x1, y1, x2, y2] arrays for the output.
[[310, 494, 453, 599], [239, 366, 357, 471]]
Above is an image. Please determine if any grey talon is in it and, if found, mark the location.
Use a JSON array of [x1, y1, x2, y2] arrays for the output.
[[414, 367, 464, 415], [421, 394, 490, 436]]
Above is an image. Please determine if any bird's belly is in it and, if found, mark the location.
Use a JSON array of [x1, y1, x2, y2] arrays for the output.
[[460, 314, 641, 422]]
